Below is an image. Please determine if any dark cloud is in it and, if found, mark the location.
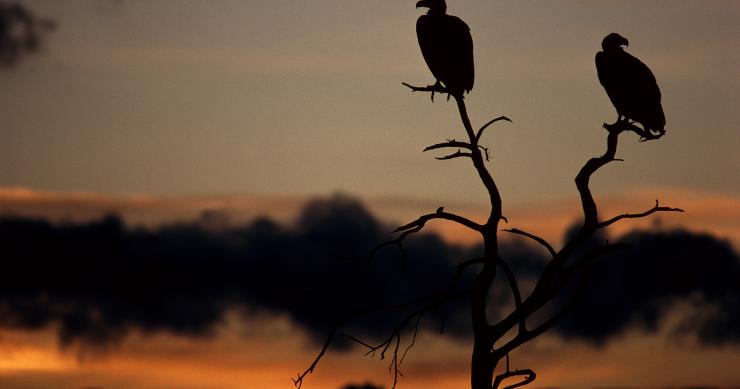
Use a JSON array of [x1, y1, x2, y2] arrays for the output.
[[555, 229, 740, 346], [0, 194, 739, 350], [0, 1, 55, 67], [0, 194, 480, 347]]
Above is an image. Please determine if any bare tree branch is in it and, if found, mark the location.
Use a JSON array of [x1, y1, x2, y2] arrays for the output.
[[497, 258, 526, 334], [598, 199, 684, 229], [436, 150, 473, 160], [525, 122, 680, 322], [492, 369, 536, 389], [476, 116, 512, 143], [604, 120, 665, 142], [293, 289, 470, 389], [423, 140, 493, 162], [394, 211, 483, 233], [424, 139, 474, 152], [399, 313, 424, 365], [492, 242, 628, 361], [502, 228, 556, 258]]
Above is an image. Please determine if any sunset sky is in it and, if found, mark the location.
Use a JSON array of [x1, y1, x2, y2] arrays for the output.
[[1, 1, 740, 389]]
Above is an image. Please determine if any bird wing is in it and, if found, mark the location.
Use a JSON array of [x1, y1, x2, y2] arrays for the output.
[[446, 15, 474, 93], [417, 15, 474, 94], [621, 51, 661, 102], [596, 51, 623, 113], [416, 15, 439, 80]]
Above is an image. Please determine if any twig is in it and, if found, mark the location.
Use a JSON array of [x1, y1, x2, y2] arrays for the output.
[[424, 139, 474, 152], [476, 116, 512, 143], [393, 211, 483, 234], [436, 150, 473, 160], [479, 145, 490, 161], [503, 228, 556, 258], [293, 289, 471, 388]]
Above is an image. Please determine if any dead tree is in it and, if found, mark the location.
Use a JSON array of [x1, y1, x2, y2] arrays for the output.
[[293, 71, 681, 389]]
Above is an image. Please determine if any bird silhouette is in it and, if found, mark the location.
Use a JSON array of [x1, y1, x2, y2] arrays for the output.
[[596, 33, 665, 136], [416, 0, 474, 99]]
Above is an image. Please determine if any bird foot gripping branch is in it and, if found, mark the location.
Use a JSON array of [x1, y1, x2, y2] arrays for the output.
[[401, 81, 452, 101], [603, 119, 666, 142]]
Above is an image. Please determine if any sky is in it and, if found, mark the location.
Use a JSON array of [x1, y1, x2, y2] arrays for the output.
[[1, 1, 740, 389]]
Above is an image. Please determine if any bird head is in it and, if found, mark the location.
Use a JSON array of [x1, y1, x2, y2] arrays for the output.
[[416, 0, 446, 14], [602, 33, 629, 51]]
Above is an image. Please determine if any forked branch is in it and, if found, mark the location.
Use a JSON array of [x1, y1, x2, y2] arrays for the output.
[[293, 289, 471, 389], [424, 139, 474, 152], [424, 139, 491, 161]]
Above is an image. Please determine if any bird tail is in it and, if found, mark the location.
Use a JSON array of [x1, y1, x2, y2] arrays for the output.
[[646, 105, 666, 135]]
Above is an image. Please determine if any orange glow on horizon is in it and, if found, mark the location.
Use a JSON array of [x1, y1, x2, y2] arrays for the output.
[[3, 186, 739, 248]]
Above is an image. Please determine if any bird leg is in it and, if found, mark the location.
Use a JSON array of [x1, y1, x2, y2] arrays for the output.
[[431, 80, 444, 102]]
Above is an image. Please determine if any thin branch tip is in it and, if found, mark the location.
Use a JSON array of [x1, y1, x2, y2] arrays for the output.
[[503, 228, 556, 258], [475, 115, 513, 142]]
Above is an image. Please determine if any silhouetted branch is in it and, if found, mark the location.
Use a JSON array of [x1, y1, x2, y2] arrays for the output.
[[490, 118, 678, 358], [369, 224, 420, 263], [598, 199, 684, 229], [424, 140, 491, 161], [492, 369, 536, 389], [459, 257, 485, 268], [476, 116, 512, 143], [394, 211, 483, 233], [436, 150, 473, 160], [294, 289, 470, 389], [369, 210, 482, 264], [494, 264, 590, 361], [424, 139, 474, 152], [492, 241, 629, 361], [540, 121, 678, 290], [502, 228, 556, 258], [479, 145, 490, 161], [399, 313, 424, 365], [498, 258, 525, 334], [604, 120, 664, 142]]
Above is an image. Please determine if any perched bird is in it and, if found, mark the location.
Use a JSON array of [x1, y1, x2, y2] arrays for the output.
[[416, 0, 474, 98], [596, 33, 665, 135]]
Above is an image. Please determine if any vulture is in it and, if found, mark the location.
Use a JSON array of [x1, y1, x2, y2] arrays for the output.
[[596, 33, 665, 135], [416, 0, 474, 98]]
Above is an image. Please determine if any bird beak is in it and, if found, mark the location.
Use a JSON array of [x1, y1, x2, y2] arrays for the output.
[[416, 0, 428, 8], [620, 37, 629, 47]]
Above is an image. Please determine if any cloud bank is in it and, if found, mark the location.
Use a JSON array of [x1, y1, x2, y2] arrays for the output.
[[0, 194, 738, 351]]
